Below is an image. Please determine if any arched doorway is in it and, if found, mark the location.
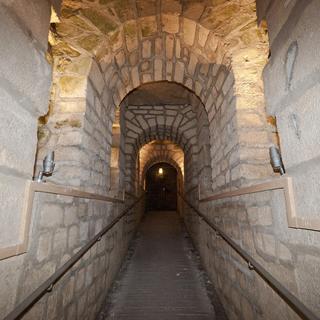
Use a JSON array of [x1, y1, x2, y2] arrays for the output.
[[145, 163, 177, 211]]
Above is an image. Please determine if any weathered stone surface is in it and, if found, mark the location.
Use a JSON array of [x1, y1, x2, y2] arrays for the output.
[[0, 6, 51, 115], [183, 19, 196, 47], [40, 204, 64, 228], [0, 87, 38, 176], [161, 14, 179, 34], [59, 76, 87, 98]]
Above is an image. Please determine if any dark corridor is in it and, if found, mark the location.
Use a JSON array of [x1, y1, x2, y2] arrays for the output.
[[145, 163, 177, 211]]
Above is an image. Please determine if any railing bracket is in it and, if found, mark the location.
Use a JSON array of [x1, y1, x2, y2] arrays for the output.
[[46, 284, 54, 293]]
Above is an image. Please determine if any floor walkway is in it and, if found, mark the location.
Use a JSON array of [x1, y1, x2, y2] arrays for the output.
[[98, 211, 226, 320]]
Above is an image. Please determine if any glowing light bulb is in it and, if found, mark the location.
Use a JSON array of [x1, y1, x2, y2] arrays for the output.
[[158, 167, 163, 175]]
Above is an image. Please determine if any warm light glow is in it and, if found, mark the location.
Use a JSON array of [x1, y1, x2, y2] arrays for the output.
[[50, 6, 60, 24], [158, 168, 164, 175]]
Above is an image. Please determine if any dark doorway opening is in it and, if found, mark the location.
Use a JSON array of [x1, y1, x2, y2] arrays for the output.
[[145, 163, 177, 211]]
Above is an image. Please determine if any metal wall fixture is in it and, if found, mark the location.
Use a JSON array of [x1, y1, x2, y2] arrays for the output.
[[36, 151, 55, 182], [269, 145, 285, 175]]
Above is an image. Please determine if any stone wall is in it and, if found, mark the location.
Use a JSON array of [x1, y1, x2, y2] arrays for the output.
[[184, 2, 320, 320], [16, 193, 143, 320], [3, 1, 318, 320], [257, 0, 320, 315], [0, 0, 53, 316], [36, 56, 113, 195]]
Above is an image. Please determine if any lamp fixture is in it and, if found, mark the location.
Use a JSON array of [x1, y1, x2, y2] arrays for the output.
[[269, 145, 285, 175], [37, 151, 55, 182], [158, 167, 164, 176]]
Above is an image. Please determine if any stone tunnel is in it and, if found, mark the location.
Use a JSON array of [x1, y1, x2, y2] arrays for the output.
[[0, 0, 320, 319]]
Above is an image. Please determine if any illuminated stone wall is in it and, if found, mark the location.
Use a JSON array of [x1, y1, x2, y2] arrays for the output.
[[4, 1, 320, 320], [0, 0, 53, 316], [256, 0, 320, 316]]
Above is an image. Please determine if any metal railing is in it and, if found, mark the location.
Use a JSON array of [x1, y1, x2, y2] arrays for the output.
[[179, 193, 319, 320], [3, 194, 144, 320]]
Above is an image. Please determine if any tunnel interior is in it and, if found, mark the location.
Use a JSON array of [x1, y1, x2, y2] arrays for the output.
[[1, 1, 320, 320]]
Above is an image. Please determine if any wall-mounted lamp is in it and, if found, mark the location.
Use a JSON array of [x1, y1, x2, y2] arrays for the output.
[[37, 151, 55, 182], [269, 145, 285, 175], [158, 167, 164, 176]]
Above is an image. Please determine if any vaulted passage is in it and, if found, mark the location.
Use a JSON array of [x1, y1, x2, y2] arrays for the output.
[[1, 1, 320, 320]]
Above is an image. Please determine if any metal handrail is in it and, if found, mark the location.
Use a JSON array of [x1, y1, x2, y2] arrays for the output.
[[3, 195, 144, 320], [179, 193, 319, 320]]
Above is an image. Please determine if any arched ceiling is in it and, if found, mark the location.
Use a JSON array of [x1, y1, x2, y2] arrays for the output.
[[52, 0, 267, 60]]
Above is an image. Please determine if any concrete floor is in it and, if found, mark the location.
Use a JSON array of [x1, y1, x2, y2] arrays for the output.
[[98, 211, 227, 320]]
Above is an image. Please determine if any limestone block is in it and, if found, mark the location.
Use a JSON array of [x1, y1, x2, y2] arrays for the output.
[[174, 61, 185, 83], [188, 53, 198, 75], [237, 111, 264, 128], [0, 174, 28, 247], [57, 131, 82, 146], [247, 206, 273, 226], [46, 291, 58, 320], [58, 100, 86, 113], [140, 16, 158, 38], [131, 66, 140, 88], [0, 6, 51, 115], [37, 233, 52, 262], [80, 221, 89, 242], [142, 73, 152, 83], [238, 130, 269, 147], [40, 204, 64, 228], [124, 21, 138, 52], [155, 37, 163, 56], [68, 225, 79, 249], [53, 227, 67, 254], [161, 14, 179, 34], [183, 18, 196, 47], [89, 60, 105, 95], [0, 255, 24, 317], [296, 254, 320, 315], [62, 276, 75, 307], [166, 61, 173, 80], [198, 25, 209, 47], [142, 40, 152, 58], [165, 35, 174, 59], [75, 268, 85, 293], [287, 161, 320, 223], [154, 58, 163, 81]]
